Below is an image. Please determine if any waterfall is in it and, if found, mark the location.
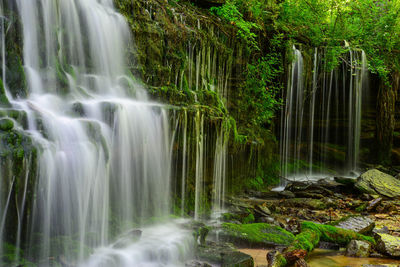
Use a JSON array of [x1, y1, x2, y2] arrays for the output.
[[280, 46, 368, 184], [0, 0, 193, 266], [280, 47, 304, 182]]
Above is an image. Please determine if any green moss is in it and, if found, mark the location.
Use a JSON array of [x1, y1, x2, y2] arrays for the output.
[[355, 203, 367, 212], [0, 79, 10, 107], [289, 229, 320, 252], [0, 242, 36, 267], [300, 221, 376, 246], [221, 223, 295, 246], [242, 213, 255, 224], [0, 119, 14, 131]]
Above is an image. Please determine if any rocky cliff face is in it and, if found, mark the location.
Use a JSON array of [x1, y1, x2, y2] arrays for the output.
[[115, 0, 280, 194]]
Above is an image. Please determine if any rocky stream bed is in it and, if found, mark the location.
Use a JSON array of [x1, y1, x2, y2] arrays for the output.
[[186, 168, 400, 267]]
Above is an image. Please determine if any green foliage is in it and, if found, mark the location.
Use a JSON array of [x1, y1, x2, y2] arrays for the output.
[[210, 1, 260, 50], [242, 213, 255, 224], [0, 242, 36, 267], [244, 51, 283, 125], [278, 0, 400, 82]]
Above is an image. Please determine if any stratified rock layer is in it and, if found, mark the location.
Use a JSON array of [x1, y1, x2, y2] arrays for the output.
[[356, 169, 400, 198]]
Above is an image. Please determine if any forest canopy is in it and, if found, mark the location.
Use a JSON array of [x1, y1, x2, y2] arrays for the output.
[[209, 0, 400, 127]]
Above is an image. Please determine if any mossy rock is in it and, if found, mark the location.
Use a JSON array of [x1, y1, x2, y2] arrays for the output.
[[376, 233, 400, 257], [331, 216, 375, 235], [300, 222, 376, 247], [219, 223, 295, 247], [0, 118, 14, 131], [356, 169, 400, 198], [281, 198, 327, 210]]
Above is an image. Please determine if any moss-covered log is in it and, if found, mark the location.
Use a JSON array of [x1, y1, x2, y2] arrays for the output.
[[267, 221, 376, 267]]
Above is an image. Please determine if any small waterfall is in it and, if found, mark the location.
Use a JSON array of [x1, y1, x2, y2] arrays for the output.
[[0, 0, 193, 265], [212, 123, 228, 215], [194, 111, 205, 220], [172, 109, 229, 221], [280, 46, 369, 184], [280, 47, 304, 181]]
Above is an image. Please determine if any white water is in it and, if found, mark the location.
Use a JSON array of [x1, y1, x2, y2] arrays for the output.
[[280, 46, 368, 186], [0, 0, 194, 265]]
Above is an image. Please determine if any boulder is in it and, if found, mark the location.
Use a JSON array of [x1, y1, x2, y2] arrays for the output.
[[376, 233, 400, 257], [197, 242, 253, 267], [335, 216, 375, 235], [255, 204, 272, 216], [367, 197, 383, 211], [355, 169, 400, 198], [345, 240, 371, 257]]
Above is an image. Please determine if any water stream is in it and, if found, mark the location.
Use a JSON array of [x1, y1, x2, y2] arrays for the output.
[[280, 46, 368, 186]]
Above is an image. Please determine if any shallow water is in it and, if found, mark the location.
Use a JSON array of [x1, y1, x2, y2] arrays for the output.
[[240, 248, 400, 267], [308, 249, 400, 267], [79, 222, 194, 267]]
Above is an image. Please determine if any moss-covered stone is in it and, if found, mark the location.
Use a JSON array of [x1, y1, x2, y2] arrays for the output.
[[268, 221, 377, 267], [376, 233, 400, 257], [220, 223, 295, 247], [300, 222, 376, 246], [356, 169, 400, 198], [0, 118, 14, 131]]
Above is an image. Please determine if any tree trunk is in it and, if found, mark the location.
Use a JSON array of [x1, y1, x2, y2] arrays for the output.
[[376, 73, 399, 164]]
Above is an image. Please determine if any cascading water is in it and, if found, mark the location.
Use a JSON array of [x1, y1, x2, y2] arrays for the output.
[[280, 46, 368, 185], [0, 0, 194, 266], [171, 108, 229, 221]]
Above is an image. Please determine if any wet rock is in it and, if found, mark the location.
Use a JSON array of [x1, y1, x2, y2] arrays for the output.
[[318, 241, 340, 250], [197, 241, 253, 267], [278, 190, 295, 199], [294, 192, 324, 199], [374, 226, 389, 234], [260, 216, 275, 224], [281, 198, 327, 210], [369, 252, 386, 258], [0, 118, 14, 131], [294, 258, 309, 267], [356, 169, 400, 198], [345, 240, 371, 257], [367, 197, 383, 211], [112, 229, 142, 248], [376, 233, 400, 257], [255, 204, 272, 216], [266, 250, 286, 267], [335, 216, 375, 235], [185, 260, 212, 267], [361, 193, 373, 201], [334, 176, 357, 186]]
